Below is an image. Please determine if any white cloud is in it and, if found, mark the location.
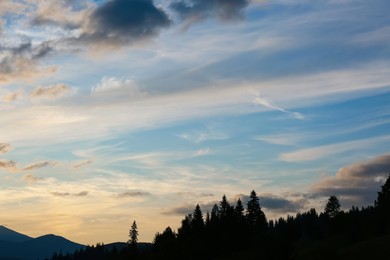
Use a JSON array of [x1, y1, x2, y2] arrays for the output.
[[193, 148, 211, 157], [280, 135, 390, 162], [252, 93, 305, 120]]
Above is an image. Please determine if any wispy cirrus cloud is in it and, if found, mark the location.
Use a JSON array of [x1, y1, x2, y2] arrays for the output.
[[22, 161, 57, 171], [279, 135, 390, 162], [73, 159, 93, 169], [252, 93, 305, 120], [30, 83, 71, 99], [170, 0, 249, 28], [116, 191, 151, 198], [51, 191, 89, 197]]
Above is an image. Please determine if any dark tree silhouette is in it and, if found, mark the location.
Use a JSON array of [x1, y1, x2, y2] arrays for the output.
[[191, 204, 205, 231], [324, 195, 341, 218], [235, 198, 245, 222], [246, 190, 267, 230], [128, 220, 138, 247], [375, 173, 390, 211], [219, 194, 230, 218], [375, 173, 390, 234]]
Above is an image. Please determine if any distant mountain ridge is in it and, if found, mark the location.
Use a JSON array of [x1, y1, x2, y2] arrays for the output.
[[0, 226, 84, 260], [0, 226, 32, 243]]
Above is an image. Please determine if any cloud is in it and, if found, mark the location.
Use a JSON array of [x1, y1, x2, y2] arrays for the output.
[[238, 194, 308, 213], [254, 133, 304, 146], [162, 201, 217, 216], [22, 174, 44, 184], [30, 83, 71, 99], [22, 161, 56, 171], [280, 135, 390, 162], [170, 0, 249, 27], [0, 41, 56, 84], [117, 191, 151, 198], [2, 91, 22, 102], [253, 93, 305, 120], [51, 192, 70, 197], [51, 191, 89, 197], [0, 1, 26, 15], [0, 143, 12, 154], [0, 160, 17, 172], [70, 0, 171, 49], [193, 148, 211, 157], [73, 159, 93, 169], [92, 77, 146, 98], [310, 154, 390, 206], [74, 191, 89, 197], [30, 0, 91, 30]]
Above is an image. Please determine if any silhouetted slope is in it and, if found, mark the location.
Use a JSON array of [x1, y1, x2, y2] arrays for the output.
[[0, 228, 84, 260], [0, 226, 32, 243], [20, 234, 84, 260]]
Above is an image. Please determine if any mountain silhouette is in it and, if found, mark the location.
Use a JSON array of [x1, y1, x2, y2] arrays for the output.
[[0, 226, 84, 260], [0, 226, 32, 243]]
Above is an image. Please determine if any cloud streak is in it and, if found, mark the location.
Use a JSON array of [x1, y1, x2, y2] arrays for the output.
[[22, 161, 57, 171], [30, 84, 71, 99], [280, 135, 390, 162], [170, 0, 249, 28], [0, 143, 11, 154]]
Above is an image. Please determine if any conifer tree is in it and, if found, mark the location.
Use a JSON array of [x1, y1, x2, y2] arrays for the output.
[[128, 220, 138, 247], [219, 195, 230, 218], [192, 204, 205, 230], [246, 190, 267, 229], [324, 195, 341, 219]]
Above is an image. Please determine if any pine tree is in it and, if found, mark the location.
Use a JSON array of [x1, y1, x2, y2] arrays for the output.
[[246, 190, 267, 229], [192, 204, 205, 231], [235, 198, 245, 220], [219, 195, 230, 218], [128, 220, 138, 247], [324, 195, 341, 219]]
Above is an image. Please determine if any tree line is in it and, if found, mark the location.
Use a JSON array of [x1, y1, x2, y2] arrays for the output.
[[50, 173, 390, 259]]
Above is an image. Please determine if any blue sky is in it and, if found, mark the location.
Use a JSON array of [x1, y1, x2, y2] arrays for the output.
[[0, 0, 389, 244]]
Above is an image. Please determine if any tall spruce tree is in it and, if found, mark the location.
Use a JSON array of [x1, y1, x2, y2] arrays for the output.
[[324, 195, 341, 219], [128, 221, 138, 247], [246, 190, 267, 229], [219, 195, 230, 219]]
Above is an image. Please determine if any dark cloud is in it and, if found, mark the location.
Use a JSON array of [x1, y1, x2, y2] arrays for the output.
[[22, 161, 56, 171], [72, 0, 171, 48], [238, 194, 308, 213], [162, 201, 217, 216], [0, 143, 11, 154], [117, 191, 151, 197], [170, 0, 249, 26], [310, 154, 390, 207]]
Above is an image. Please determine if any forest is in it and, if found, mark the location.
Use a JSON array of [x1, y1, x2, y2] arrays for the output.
[[50, 174, 390, 260]]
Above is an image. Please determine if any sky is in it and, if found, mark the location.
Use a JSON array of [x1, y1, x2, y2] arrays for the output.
[[0, 0, 389, 244]]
